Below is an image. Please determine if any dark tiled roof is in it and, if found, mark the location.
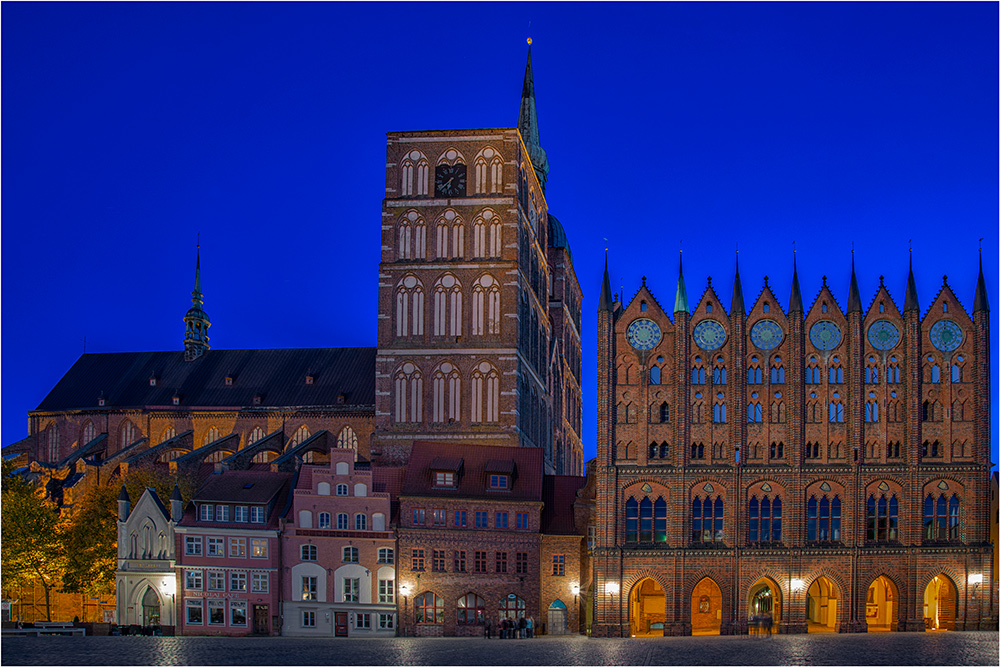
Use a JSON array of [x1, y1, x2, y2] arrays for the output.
[[401, 441, 543, 501], [180, 470, 293, 530], [541, 475, 587, 535], [429, 456, 464, 472], [34, 347, 376, 412]]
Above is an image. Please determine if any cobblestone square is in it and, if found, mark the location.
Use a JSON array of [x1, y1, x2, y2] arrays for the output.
[[1, 632, 997, 666]]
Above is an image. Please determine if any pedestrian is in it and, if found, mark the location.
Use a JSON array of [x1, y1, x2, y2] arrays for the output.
[[526, 616, 534, 638], [518, 615, 526, 639], [485, 618, 492, 639]]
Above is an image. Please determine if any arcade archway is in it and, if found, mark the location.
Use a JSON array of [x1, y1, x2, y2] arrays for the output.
[[806, 576, 838, 632], [747, 577, 781, 633], [924, 574, 957, 631], [865, 576, 898, 632], [690, 577, 722, 636], [629, 578, 665, 637]]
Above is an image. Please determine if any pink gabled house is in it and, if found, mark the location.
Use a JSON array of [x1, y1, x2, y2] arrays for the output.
[[174, 469, 293, 635], [282, 449, 398, 636]]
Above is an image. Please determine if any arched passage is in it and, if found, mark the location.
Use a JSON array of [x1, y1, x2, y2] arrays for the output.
[[924, 574, 957, 631], [866, 575, 898, 632], [141, 586, 161, 627], [630, 578, 665, 637], [690, 577, 722, 636], [747, 577, 781, 633], [806, 576, 839, 632]]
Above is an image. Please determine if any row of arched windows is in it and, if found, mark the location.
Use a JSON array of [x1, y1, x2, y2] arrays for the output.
[[398, 211, 504, 261], [395, 274, 501, 338], [394, 361, 499, 425], [400, 147, 504, 198], [620, 492, 961, 545]]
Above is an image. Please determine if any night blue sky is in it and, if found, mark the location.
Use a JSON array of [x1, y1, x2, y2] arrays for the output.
[[3, 2, 997, 469]]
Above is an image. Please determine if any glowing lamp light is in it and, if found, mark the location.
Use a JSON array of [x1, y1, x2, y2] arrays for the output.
[[399, 583, 411, 597], [605, 582, 619, 596], [790, 579, 805, 591], [572, 584, 580, 596], [161, 577, 176, 596], [968, 574, 983, 585]]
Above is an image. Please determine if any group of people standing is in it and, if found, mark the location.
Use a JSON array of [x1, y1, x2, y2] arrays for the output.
[[484, 616, 535, 639]]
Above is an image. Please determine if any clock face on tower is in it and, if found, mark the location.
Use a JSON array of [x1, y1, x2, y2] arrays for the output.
[[434, 164, 467, 198], [626, 318, 662, 351]]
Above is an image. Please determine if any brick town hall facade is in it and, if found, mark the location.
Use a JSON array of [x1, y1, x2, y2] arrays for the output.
[[591, 251, 996, 635]]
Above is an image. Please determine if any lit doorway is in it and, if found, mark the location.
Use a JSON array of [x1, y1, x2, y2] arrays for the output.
[[747, 577, 781, 633], [141, 586, 160, 627], [690, 577, 722, 636], [630, 578, 665, 637], [865, 576, 898, 632], [806, 577, 838, 632], [923, 575, 957, 631]]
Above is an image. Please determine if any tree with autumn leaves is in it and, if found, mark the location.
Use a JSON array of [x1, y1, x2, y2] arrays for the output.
[[1, 460, 196, 620]]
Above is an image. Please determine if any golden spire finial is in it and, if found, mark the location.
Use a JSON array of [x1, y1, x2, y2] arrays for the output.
[[527, 37, 532, 46]]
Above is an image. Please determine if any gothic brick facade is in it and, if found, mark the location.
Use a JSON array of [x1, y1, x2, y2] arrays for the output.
[[592, 253, 997, 636]]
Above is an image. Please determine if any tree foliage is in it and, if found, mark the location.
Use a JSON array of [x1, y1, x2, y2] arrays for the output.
[[1, 460, 68, 621]]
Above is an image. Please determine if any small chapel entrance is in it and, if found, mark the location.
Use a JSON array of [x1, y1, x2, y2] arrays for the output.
[[547, 600, 568, 635], [923, 574, 957, 631], [865, 576, 898, 632], [690, 578, 722, 636], [141, 586, 160, 627], [629, 578, 665, 637], [806, 577, 838, 632], [747, 577, 781, 633]]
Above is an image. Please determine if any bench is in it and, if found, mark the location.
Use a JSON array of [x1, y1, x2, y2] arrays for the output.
[[3, 623, 86, 636]]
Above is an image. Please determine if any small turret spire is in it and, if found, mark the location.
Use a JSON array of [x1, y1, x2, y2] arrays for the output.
[[598, 252, 614, 312], [974, 245, 990, 313], [789, 251, 803, 313], [731, 250, 745, 315], [184, 240, 211, 361], [674, 250, 689, 314], [904, 248, 920, 313], [846, 250, 862, 313], [517, 40, 549, 192]]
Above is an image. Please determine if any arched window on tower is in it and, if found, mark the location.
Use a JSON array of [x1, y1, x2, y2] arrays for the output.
[[649, 366, 661, 385], [471, 275, 500, 336], [432, 362, 461, 423], [471, 361, 500, 423], [399, 150, 429, 196], [713, 358, 727, 384], [865, 401, 879, 422], [81, 421, 95, 447], [659, 402, 670, 423], [394, 362, 423, 423], [433, 274, 463, 337], [396, 275, 425, 338], [770, 358, 785, 384]]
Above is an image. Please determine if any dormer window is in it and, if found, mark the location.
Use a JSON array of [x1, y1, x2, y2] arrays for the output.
[[172, 395, 181, 406], [98, 397, 106, 407], [337, 394, 346, 404], [225, 376, 234, 386], [252, 395, 262, 405], [149, 377, 157, 387], [489, 474, 509, 490], [305, 375, 315, 385], [434, 472, 455, 488]]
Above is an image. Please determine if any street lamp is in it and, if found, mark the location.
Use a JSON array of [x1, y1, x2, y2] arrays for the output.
[[399, 584, 410, 637], [969, 573, 983, 602], [605, 582, 619, 636], [572, 584, 580, 605]]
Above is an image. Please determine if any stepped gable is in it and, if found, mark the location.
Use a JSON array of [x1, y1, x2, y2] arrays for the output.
[[541, 474, 587, 534], [35, 347, 376, 412], [401, 441, 544, 501]]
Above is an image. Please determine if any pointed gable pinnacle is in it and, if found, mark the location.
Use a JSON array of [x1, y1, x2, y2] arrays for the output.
[[846, 252, 862, 314], [904, 251, 920, 313], [674, 252, 689, 314], [517, 40, 549, 192], [789, 253, 803, 312], [731, 253, 745, 315], [598, 253, 614, 312], [974, 250, 990, 313], [184, 242, 211, 361]]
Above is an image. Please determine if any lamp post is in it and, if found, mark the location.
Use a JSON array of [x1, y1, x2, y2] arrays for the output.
[[605, 582, 619, 637], [399, 584, 410, 637]]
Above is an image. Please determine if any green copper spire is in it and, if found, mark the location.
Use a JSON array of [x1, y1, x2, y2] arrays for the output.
[[674, 251, 689, 314], [789, 252, 803, 312], [184, 243, 211, 361], [846, 252, 862, 314], [517, 40, 549, 192], [731, 252, 745, 315], [904, 250, 919, 313], [599, 253, 614, 312], [973, 248, 990, 313]]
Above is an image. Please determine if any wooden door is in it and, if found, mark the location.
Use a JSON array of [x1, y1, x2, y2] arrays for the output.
[[253, 605, 269, 634], [335, 612, 349, 636]]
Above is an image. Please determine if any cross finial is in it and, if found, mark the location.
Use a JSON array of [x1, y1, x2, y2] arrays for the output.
[[603, 237, 608, 253], [879, 275, 885, 286], [793, 240, 796, 254], [908, 239, 912, 252], [763, 275, 769, 288], [943, 274, 948, 285], [707, 276, 713, 287], [822, 275, 828, 287], [641, 275, 647, 286]]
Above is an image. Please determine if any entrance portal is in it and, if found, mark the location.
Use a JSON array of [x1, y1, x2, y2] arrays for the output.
[[806, 576, 838, 632], [629, 578, 665, 637], [747, 577, 781, 634], [547, 600, 568, 635], [865, 576, 898, 632], [690, 578, 722, 636], [923, 575, 957, 631], [141, 586, 160, 627]]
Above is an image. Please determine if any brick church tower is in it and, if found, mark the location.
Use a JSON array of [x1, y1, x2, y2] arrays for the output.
[[371, 45, 583, 475]]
